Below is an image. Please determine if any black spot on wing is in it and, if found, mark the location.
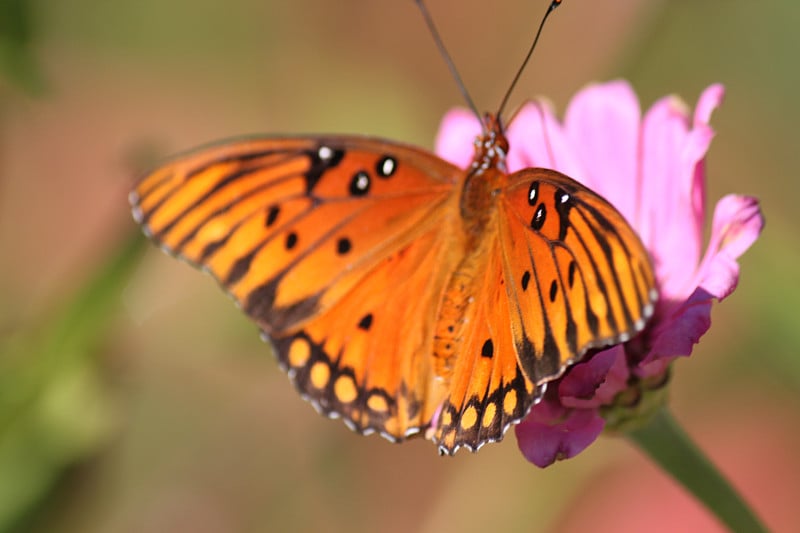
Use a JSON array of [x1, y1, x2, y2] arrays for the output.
[[553, 188, 573, 241], [481, 339, 494, 358], [306, 146, 345, 192], [568, 260, 576, 288], [528, 181, 539, 206], [349, 171, 371, 196], [285, 232, 298, 250], [266, 205, 280, 227], [336, 237, 352, 255], [531, 203, 547, 231], [375, 156, 397, 178], [358, 313, 373, 331]]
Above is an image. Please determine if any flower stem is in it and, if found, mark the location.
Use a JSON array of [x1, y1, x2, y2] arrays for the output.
[[626, 408, 767, 533]]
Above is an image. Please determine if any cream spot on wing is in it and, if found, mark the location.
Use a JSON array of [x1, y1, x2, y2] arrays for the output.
[[367, 393, 388, 413], [482, 402, 497, 428], [309, 361, 330, 390], [288, 337, 311, 368], [460, 405, 478, 430], [334, 374, 357, 403], [503, 389, 518, 415]]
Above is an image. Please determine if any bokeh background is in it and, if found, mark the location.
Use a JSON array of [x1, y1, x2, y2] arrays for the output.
[[1, 0, 798, 531]]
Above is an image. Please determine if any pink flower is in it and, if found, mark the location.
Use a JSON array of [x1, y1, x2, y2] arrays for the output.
[[434, 80, 764, 467]]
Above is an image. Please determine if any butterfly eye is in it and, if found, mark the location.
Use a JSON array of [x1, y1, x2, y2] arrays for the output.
[[349, 171, 371, 196]]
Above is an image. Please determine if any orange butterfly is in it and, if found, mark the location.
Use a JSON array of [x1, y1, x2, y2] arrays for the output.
[[129, 1, 656, 454]]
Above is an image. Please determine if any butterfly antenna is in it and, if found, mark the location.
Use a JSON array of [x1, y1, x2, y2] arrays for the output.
[[415, 0, 482, 127], [496, 0, 562, 119]]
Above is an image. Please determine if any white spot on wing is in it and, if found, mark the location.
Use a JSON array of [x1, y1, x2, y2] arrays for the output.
[[355, 173, 369, 191], [318, 145, 333, 160], [381, 157, 396, 176]]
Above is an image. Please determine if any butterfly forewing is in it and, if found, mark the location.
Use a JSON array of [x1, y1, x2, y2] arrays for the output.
[[501, 168, 657, 381], [132, 137, 461, 331]]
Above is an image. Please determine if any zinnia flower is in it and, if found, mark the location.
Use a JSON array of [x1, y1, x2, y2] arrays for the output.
[[434, 80, 764, 467]]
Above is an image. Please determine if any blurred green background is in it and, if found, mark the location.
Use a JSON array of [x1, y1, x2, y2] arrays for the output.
[[1, 0, 798, 531]]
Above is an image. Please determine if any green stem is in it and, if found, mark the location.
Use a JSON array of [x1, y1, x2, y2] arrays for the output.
[[626, 408, 768, 533]]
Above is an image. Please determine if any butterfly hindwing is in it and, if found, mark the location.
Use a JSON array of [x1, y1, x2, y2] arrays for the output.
[[431, 236, 541, 453], [270, 226, 457, 441]]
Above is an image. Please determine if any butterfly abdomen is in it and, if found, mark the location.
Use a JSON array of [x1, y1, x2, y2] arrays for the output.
[[432, 270, 473, 377]]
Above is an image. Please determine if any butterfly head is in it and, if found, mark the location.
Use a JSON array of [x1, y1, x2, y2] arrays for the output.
[[471, 113, 510, 174]]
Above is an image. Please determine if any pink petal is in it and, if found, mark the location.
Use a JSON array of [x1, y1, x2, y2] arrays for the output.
[[694, 84, 725, 126], [636, 195, 763, 375], [433, 108, 482, 169], [636, 287, 714, 375], [516, 401, 605, 468], [559, 345, 629, 408], [639, 91, 716, 301], [637, 95, 690, 249], [505, 100, 585, 179], [564, 80, 641, 223], [589, 345, 631, 405], [695, 195, 765, 300]]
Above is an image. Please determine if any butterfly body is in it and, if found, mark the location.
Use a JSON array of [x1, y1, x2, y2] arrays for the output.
[[131, 113, 656, 455]]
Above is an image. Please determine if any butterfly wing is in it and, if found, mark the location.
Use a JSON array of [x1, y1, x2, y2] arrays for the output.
[[131, 136, 465, 440], [501, 167, 657, 378], [431, 167, 657, 454], [132, 137, 657, 453]]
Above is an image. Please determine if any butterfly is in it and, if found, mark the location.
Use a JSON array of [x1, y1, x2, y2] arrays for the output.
[[129, 106, 657, 454]]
